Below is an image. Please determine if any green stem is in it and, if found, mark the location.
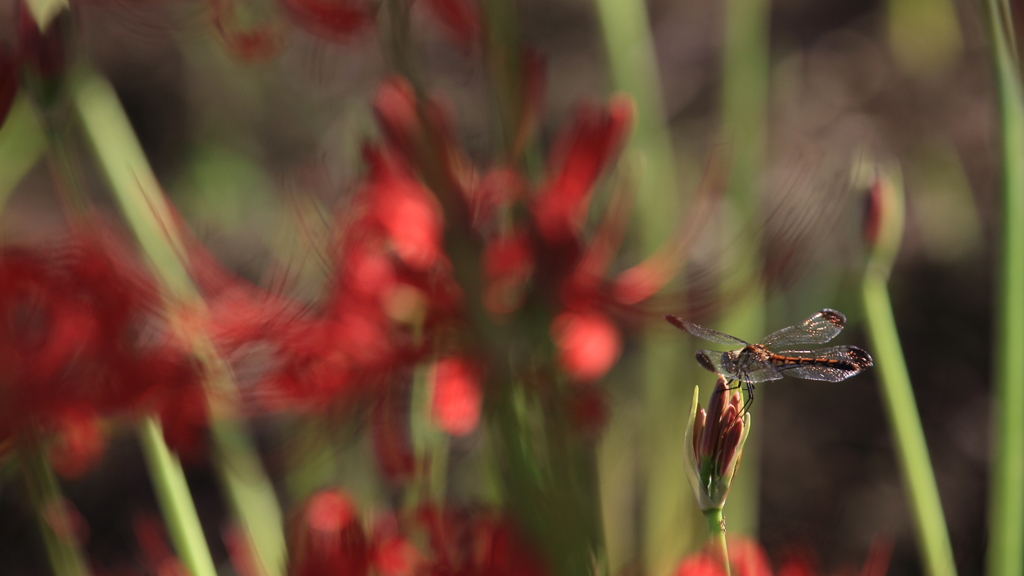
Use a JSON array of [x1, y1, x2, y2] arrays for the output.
[[0, 94, 47, 214], [861, 278, 957, 576], [20, 441, 90, 576], [701, 508, 731, 576], [592, 1, 689, 572], [69, 67, 286, 576], [861, 168, 956, 576], [138, 418, 219, 576], [984, 1, 1024, 575]]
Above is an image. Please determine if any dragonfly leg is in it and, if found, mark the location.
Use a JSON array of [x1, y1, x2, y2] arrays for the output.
[[741, 382, 755, 414], [721, 379, 755, 414]]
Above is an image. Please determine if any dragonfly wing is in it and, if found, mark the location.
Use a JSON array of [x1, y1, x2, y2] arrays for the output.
[[666, 315, 749, 346], [773, 346, 873, 382], [739, 364, 786, 383], [761, 308, 847, 348]]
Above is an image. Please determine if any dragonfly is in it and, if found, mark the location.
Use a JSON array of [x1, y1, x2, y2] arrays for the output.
[[665, 308, 873, 409]]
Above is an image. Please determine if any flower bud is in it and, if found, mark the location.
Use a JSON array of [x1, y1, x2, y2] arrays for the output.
[[683, 377, 750, 510]]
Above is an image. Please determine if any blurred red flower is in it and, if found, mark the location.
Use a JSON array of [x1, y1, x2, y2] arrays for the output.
[[0, 230, 201, 470], [674, 537, 891, 576], [551, 310, 622, 383], [416, 506, 549, 576], [279, 0, 373, 42], [430, 357, 482, 436], [289, 490, 370, 576]]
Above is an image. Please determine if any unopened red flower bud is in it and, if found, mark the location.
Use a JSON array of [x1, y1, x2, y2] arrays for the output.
[[684, 377, 750, 510]]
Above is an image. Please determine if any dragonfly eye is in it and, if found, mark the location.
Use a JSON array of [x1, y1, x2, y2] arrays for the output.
[[695, 351, 717, 374]]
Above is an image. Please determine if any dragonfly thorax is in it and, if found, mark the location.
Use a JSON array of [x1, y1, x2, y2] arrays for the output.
[[696, 345, 778, 382]]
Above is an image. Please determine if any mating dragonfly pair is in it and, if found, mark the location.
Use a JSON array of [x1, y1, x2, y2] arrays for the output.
[[666, 309, 873, 409]]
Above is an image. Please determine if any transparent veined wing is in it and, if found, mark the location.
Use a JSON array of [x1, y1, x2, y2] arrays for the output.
[[695, 350, 784, 383], [761, 308, 847, 348], [666, 315, 750, 346], [770, 346, 873, 382]]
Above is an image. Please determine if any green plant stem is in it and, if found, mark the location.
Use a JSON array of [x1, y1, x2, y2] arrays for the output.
[[138, 418, 219, 576], [861, 167, 956, 576], [0, 94, 47, 213], [984, 1, 1024, 575], [592, 1, 689, 572], [861, 278, 957, 576], [20, 441, 90, 576], [702, 508, 731, 576], [70, 67, 286, 576]]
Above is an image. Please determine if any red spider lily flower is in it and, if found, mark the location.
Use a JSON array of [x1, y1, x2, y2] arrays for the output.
[[156, 379, 209, 462], [372, 78, 474, 202], [47, 407, 105, 478], [0, 231, 202, 467], [429, 356, 482, 436], [420, 0, 481, 50], [370, 514, 422, 576], [675, 553, 729, 576], [728, 537, 774, 576], [531, 97, 633, 242], [683, 377, 750, 510], [672, 538, 770, 576], [473, 515, 549, 576], [289, 490, 370, 576], [208, 0, 285, 62], [676, 537, 891, 576], [415, 506, 549, 576], [278, 0, 373, 43], [471, 168, 527, 229], [550, 310, 622, 383], [0, 249, 97, 439], [373, 78, 421, 164], [360, 146, 445, 270]]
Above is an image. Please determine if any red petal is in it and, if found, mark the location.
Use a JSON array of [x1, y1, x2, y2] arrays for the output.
[[532, 98, 634, 241], [430, 357, 482, 436], [551, 311, 622, 382], [675, 554, 729, 576], [290, 490, 370, 576], [47, 408, 105, 478], [422, 0, 481, 50], [279, 0, 372, 42], [727, 537, 774, 576]]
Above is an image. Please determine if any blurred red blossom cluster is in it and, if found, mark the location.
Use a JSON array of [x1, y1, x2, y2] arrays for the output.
[[1, 0, 712, 572], [211, 0, 481, 61], [288, 489, 548, 576], [674, 537, 891, 576], [0, 228, 204, 476]]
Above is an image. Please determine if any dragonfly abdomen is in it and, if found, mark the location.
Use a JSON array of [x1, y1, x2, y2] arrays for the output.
[[770, 354, 856, 371]]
